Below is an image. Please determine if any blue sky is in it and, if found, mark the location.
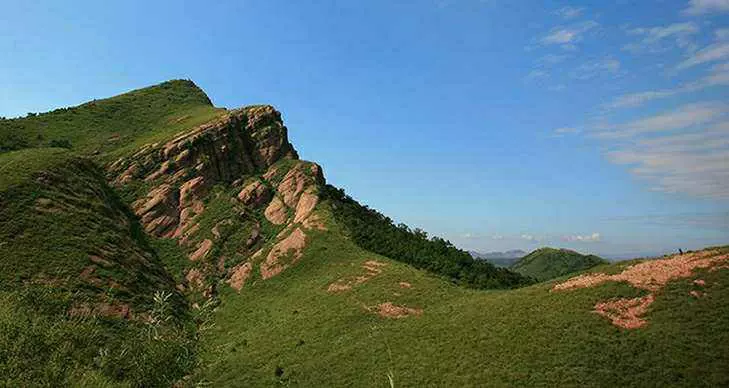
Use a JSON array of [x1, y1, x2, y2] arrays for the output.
[[1, 0, 727, 257]]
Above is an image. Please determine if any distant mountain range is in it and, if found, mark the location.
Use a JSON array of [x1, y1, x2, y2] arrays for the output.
[[469, 250, 527, 267], [470, 249, 527, 260]]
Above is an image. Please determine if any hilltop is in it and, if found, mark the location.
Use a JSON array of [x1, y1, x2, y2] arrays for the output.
[[0, 81, 727, 386], [511, 247, 608, 281]]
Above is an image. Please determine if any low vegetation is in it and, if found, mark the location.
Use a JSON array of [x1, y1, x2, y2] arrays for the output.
[[1, 81, 727, 387], [512, 247, 608, 281], [0, 148, 202, 386]]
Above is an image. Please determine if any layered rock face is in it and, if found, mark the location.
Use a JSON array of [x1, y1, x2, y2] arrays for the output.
[[108, 105, 298, 237], [107, 105, 327, 294]]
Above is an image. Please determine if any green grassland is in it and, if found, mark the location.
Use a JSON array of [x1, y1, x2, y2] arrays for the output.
[[200, 222, 729, 387], [1, 81, 727, 387], [0, 79, 225, 159], [0, 148, 205, 386]]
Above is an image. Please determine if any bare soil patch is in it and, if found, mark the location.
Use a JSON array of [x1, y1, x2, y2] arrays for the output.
[[553, 250, 729, 292], [554, 250, 729, 329], [594, 295, 654, 329], [374, 302, 423, 319]]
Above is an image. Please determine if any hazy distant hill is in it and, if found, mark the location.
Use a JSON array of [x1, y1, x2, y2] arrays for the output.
[[470, 249, 526, 267]]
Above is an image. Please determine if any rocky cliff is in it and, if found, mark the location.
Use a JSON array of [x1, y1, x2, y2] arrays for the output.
[[107, 105, 327, 298]]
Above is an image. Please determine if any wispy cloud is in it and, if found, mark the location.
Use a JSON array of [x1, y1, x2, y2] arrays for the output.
[[622, 22, 699, 54], [553, 127, 580, 136], [562, 232, 601, 242], [524, 69, 549, 82], [603, 212, 729, 231], [570, 57, 621, 80], [716, 28, 729, 40], [554, 6, 584, 20], [597, 101, 729, 138], [540, 21, 599, 50], [520, 234, 542, 243], [537, 54, 571, 66], [605, 61, 729, 109], [605, 119, 729, 198], [677, 42, 729, 70], [683, 0, 729, 15]]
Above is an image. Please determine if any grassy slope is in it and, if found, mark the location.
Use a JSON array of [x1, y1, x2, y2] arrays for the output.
[[0, 148, 198, 387], [200, 215, 729, 387], [0, 79, 226, 159], [512, 247, 608, 281]]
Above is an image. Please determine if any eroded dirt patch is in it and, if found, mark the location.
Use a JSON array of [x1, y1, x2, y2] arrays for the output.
[[327, 260, 387, 293], [554, 250, 729, 329], [594, 295, 654, 329], [554, 250, 729, 292], [373, 302, 423, 319]]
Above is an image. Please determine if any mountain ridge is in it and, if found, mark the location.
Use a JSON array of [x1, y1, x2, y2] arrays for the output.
[[1, 80, 728, 387]]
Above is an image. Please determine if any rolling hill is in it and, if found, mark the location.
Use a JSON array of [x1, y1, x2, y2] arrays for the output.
[[1, 81, 728, 387], [511, 247, 608, 281]]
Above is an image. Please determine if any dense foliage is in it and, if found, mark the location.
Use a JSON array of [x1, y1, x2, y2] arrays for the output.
[[512, 247, 608, 281], [323, 185, 533, 289]]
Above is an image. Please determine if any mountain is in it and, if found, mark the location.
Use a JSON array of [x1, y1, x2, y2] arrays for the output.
[[511, 247, 608, 281], [470, 249, 527, 267], [2, 81, 729, 386], [470, 249, 527, 259]]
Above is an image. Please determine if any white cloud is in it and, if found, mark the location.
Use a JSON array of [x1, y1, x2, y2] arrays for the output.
[[525, 69, 549, 81], [538, 54, 570, 66], [623, 22, 699, 54], [677, 42, 729, 70], [540, 21, 599, 50], [598, 101, 729, 138], [716, 28, 729, 40], [605, 62, 729, 109], [571, 58, 621, 80], [554, 6, 584, 20], [563, 233, 601, 242], [520, 234, 542, 243], [604, 118, 729, 198], [554, 127, 580, 135], [683, 0, 729, 15], [606, 90, 679, 109]]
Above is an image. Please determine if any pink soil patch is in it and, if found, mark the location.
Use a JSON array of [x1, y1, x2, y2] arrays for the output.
[[690, 290, 704, 298], [553, 250, 728, 292], [553, 250, 729, 329], [375, 302, 423, 319], [594, 294, 655, 329]]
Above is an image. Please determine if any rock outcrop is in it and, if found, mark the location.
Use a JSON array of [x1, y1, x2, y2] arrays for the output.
[[109, 105, 298, 238], [107, 104, 328, 294]]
